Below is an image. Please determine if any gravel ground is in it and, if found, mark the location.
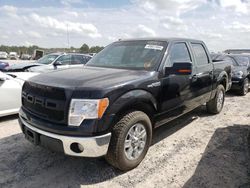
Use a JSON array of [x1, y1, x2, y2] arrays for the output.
[[0, 92, 249, 188]]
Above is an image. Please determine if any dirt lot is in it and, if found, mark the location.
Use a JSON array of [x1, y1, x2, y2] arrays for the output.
[[0, 92, 249, 188]]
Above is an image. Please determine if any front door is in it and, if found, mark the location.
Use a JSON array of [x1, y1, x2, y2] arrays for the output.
[[156, 42, 195, 126]]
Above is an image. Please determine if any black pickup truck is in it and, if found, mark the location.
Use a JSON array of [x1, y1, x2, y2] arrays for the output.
[[19, 38, 232, 171]]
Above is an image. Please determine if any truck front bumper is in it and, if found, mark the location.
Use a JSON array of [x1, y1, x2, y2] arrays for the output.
[[19, 116, 111, 157]]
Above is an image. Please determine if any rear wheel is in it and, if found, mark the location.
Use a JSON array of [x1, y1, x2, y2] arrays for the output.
[[239, 78, 249, 96], [206, 85, 225, 114], [105, 111, 152, 171]]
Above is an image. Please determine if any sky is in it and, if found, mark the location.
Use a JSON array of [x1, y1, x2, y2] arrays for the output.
[[0, 0, 250, 52]]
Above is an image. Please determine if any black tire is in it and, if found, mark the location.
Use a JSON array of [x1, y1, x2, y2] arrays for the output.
[[105, 111, 152, 171], [239, 78, 249, 96], [206, 85, 225, 114]]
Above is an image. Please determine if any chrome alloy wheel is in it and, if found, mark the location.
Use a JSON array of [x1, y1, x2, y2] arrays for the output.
[[217, 90, 224, 111], [124, 123, 147, 160]]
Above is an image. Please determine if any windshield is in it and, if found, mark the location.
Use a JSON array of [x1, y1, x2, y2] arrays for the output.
[[86, 41, 167, 70], [37, 54, 59, 65], [233, 56, 249, 66]]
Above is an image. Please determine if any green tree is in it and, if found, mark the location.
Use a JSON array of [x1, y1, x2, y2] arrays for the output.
[[79, 43, 89, 53], [89, 46, 104, 53]]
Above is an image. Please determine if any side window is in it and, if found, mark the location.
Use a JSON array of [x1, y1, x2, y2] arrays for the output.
[[191, 43, 209, 66], [169, 43, 191, 64], [71, 55, 85, 65], [55, 55, 72, 65], [224, 56, 237, 66]]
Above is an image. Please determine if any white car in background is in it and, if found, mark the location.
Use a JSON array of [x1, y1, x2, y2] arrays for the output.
[[0, 71, 38, 117], [9, 52, 18, 60], [0, 51, 8, 59]]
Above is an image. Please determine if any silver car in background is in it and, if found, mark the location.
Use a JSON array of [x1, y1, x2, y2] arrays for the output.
[[6, 53, 92, 73], [0, 51, 8, 59]]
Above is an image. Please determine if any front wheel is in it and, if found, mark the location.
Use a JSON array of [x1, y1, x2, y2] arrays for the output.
[[105, 111, 152, 171], [206, 85, 225, 114]]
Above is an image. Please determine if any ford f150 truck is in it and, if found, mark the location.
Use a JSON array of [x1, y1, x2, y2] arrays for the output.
[[19, 38, 232, 171]]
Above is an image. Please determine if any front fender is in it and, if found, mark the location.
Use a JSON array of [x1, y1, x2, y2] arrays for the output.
[[108, 89, 157, 115]]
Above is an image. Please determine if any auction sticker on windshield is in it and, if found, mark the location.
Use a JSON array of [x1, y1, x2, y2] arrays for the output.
[[145, 44, 164, 51]]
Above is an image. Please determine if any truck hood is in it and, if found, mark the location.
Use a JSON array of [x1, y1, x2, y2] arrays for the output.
[[28, 66, 155, 90]]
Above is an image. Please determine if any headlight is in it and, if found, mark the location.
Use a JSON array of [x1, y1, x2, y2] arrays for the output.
[[233, 71, 243, 78], [68, 98, 109, 126]]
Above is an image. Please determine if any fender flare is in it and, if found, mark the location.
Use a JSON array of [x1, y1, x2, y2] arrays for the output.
[[108, 89, 157, 115], [217, 70, 228, 89]]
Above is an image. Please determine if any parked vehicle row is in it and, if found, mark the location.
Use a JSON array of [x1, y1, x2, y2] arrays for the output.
[[212, 53, 250, 95], [0, 51, 8, 59], [18, 38, 233, 171], [0, 38, 249, 171], [0, 51, 20, 60], [5, 53, 92, 73]]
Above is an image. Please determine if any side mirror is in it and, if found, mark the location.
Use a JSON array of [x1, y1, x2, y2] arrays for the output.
[[165, 62, 192, 76], [53, 61, 62, 66]]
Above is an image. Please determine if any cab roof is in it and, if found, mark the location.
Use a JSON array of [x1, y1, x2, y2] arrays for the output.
[[119, 37, 203, 43]]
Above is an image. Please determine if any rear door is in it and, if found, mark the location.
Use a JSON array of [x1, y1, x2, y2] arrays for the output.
[[189, 42, 213, 104], [69, 55, 88, 68]]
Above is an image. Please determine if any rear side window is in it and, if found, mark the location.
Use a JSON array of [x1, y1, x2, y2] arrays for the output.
[[191, 43, 209, 66], [70, 55, 86, 65], [169, 43, 191, 63]]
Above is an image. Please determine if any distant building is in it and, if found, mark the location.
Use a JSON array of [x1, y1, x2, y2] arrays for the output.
[[224, 49, 250, 54]]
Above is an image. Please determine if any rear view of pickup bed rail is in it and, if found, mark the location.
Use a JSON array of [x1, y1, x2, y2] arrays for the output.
[[19, 38, 232, 171]]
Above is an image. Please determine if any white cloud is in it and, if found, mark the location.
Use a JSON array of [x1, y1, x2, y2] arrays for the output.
[[0, 5, 18, 17], [134, 0, 204, 15], [64, 10, 79, 17], [24, 41, 33, 46], [132, 24, 156, 37], [162, 16, 183, 26], [228, 21, 250, 32], [17, 30, 24, 35], [214, 0, 248, 14], [0, 1, 250, 51], [29, 13, 101, 38], [27, 31, 42, 38], [60, 0, 86, 7]]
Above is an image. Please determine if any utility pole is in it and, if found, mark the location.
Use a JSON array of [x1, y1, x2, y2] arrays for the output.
[[67, 23, 70, 51]]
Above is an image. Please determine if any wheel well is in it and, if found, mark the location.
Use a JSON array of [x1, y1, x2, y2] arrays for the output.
[[113, 102, 156, 127], [219, 77, 227, 90]]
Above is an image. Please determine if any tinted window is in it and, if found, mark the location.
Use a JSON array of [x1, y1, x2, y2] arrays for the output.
[[233, 56, 249, 66], [70, 55, 92, 65], [86, 41, 167, 70], [71, 55, 84, 65], [169, 43, 191, 63], [191, 43, 209, 66], [55, 55, 72, 65]]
